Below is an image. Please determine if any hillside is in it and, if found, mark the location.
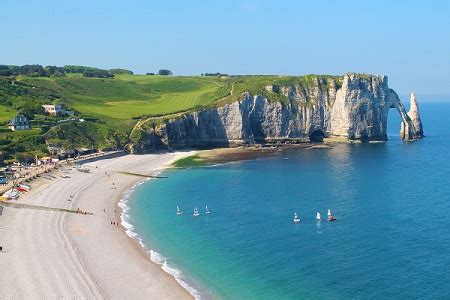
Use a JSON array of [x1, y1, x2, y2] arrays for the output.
[[0, 71, 347, 164]]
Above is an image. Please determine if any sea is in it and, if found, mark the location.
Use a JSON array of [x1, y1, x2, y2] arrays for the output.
[[121, 102, 450, 299]]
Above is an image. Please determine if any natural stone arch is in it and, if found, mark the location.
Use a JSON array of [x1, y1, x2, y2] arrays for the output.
[[388, 93, 423, 141], [328, 74, 423, 142]]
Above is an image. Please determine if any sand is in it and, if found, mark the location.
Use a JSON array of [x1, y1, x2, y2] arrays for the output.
[[0, 152, 195, 299]]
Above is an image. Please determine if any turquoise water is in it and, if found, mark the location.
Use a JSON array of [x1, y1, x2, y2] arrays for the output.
[[126, 103, 450, 299]]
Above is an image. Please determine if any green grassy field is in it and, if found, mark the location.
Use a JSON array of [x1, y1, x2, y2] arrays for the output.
[[20, 75, 232, 120], [0, 128, 40, 140], [0, 104, 16, 123]]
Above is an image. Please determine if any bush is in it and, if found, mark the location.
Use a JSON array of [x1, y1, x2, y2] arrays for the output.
[[110, 68, 133, 75], [158, 69, 173, 76], [203, 72, 228, 77], [82, 70, 114, 78]]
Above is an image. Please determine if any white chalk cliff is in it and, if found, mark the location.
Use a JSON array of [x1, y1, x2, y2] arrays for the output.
[[132, 73, 424, 150]]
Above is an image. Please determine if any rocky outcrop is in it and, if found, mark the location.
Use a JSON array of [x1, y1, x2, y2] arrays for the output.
[[132, 73, 423, 151], [400, 92, 424, 140]]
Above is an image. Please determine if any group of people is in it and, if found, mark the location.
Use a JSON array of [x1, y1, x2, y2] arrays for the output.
[[76, 207, 89, 215], [104, 208, 119, 226]]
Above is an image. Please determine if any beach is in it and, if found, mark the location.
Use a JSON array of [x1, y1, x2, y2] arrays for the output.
[[0, 152, 195, 299]]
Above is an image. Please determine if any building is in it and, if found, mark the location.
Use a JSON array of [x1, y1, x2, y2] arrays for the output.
[[0, 176, 8, 185], [42, 104, 63, 116], [8, 115, 31, 131]]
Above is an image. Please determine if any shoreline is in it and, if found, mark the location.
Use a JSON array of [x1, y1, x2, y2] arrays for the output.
[[0, 151, 196, 299], [172, 143, 335, 167], [116, 174, 204, 298]]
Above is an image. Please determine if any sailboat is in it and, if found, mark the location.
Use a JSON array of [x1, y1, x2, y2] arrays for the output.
[[176, 205, 183, 215], [193, 207, 200, 217], [327, 209, 336, 222], [316, 212, 321, 221], [293, 212, 301, 223], [205, 205, 211, 215]]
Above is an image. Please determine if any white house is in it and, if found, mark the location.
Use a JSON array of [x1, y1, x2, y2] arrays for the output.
[[42, 104, 63, 116]]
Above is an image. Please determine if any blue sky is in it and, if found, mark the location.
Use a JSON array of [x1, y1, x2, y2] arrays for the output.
[[2, 0, 449, 99]]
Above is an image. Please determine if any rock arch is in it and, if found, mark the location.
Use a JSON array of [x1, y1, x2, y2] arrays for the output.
[[390, 92, 423, 141], [328, 74, 423, 142]]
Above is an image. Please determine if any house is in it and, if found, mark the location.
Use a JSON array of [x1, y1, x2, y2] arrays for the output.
[[42, 104, 64, 116], [8, 115, 31, 131]]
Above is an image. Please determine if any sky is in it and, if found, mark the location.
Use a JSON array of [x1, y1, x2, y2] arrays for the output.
[[1, 0, 449, 100]]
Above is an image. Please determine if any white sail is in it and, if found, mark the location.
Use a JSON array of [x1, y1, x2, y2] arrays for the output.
[[193, 207, 199, 217], [327, 209, 332, 217], [316, 212, 321, 220]]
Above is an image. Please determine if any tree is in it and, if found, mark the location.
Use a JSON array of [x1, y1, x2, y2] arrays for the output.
[[82, 70, 114, 78], [0, 65, 12, 76], [18, 65, 48, 77], [109, 68, 133, 75], [158, 69, 173, 76], [45, 65, 66, 77], [203, 72, 228, 76]]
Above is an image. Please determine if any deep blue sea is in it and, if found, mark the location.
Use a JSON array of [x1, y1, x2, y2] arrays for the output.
[[124, 102, 450, 299]]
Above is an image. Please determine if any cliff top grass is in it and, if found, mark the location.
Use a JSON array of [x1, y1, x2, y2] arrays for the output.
[[17, 75, 229, 122]]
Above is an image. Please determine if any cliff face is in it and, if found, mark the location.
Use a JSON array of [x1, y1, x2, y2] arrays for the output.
[[132, 73, 423, 151]]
